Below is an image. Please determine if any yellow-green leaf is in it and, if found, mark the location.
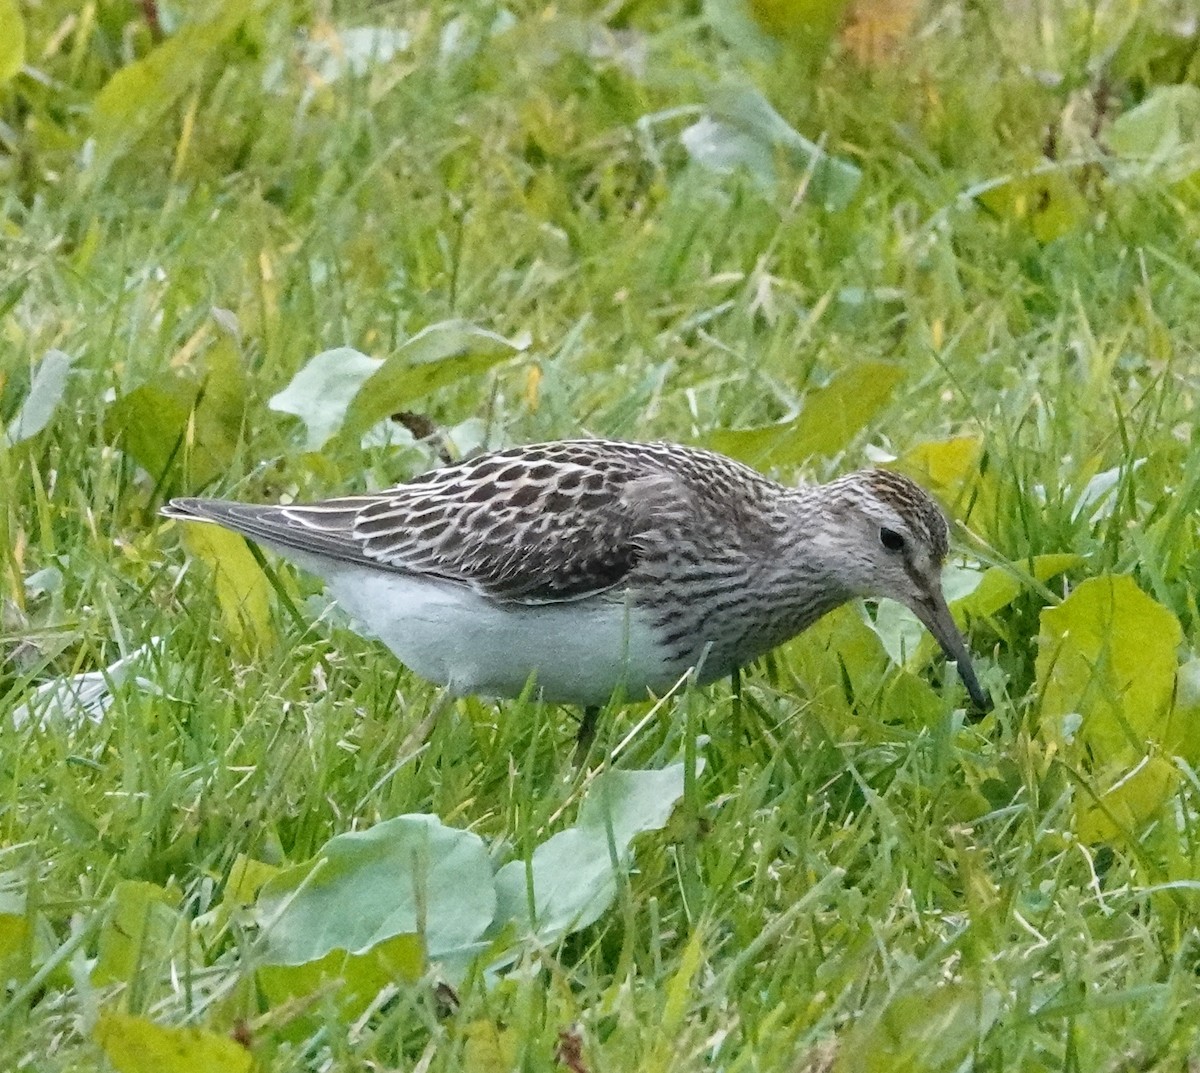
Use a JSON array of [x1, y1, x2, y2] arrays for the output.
[[92, 2, 265, 151], [178, 523, 273, 654], [704, 361, 903, 467], [342, 320, 528, 439], [976, 170, 1089, 243], [835, 979, 1001, 1073], [0, 0, 25, 84], [1076, 755, 1180, 843], [258, 933, 424, 1018], [463, 1019, 519, 1073], [105, 346, 247, 491], [954, 553, 1082, 620], [780, 604, 889, 729], [224, 855, 281, 909], [1037, 575, 1182, 762], [92, 881, 183, 987], [897, 436, 983, 501], [746, 0, 851, 51], [94, 1011, 252, 1073], [0, 912, 29, 981]]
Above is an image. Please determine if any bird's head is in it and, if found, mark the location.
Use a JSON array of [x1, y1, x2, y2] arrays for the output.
[[815, 469, 987, 710]]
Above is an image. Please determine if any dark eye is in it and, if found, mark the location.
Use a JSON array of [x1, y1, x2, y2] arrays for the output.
[[879, 527, 905, 552]]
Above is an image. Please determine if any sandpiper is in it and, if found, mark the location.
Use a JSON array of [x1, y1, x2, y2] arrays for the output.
[[162, 439, 987, 730]]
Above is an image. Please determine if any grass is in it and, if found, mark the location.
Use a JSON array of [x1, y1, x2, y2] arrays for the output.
[[4, 0, 1200, 1069]]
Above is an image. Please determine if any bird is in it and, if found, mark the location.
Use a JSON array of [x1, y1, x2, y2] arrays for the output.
[[161, 438, 987, 742]]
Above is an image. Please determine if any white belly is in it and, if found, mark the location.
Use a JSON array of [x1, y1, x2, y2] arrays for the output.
[[290, 555, 674, 707]]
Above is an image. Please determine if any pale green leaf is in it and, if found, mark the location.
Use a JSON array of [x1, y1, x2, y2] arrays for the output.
[[681, 85, 861, 210], [492, 763, 692, 943], [342, 320, 528, 438], [1108, 84, 1200, 183], [268, 346, 383, 451], [256, 814, 493, 965], [3, 350, 74, 446]]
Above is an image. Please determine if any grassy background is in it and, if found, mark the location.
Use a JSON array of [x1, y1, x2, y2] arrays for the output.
[[4, 0, 1200, 1069]]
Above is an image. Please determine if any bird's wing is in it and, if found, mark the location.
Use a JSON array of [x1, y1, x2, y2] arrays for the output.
[[162, 442, 703, 603]]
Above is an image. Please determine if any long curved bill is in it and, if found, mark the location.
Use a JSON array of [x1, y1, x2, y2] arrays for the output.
[[912, 590, 988, 711]]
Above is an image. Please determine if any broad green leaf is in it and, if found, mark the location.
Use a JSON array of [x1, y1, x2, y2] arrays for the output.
[[92, 881, 183, 986], [92, 2, 265, 151], [975, 169, 1088, 243], [3, 350, 74, 446], [258, 933, 423, 1015], [492, 763, 692, 943], [953, 554, 1082, 621], [268, 347, 383, 451], [256, 814, 493, 966], [895, 436, 1006, 539], [1168, 657, 1200, 763], [1076, 754, 1180, 843], [0, 911, 28, 981], [224, 854, 281, 909], [708, 0, 849, 61], [463, 1020, 519, 1073], [897, 436, 983, 501], [178, 523, 273, 654], [188, 343, 249, 482], [681, 86, 861, 211], [0, 0, 24, 84], [703, 0, 780, 62], [781, 603, 888, 721], [1108, 85, 1200, 183], [94, 1012, 252, 1073], [747, 0, 850, 46], [106, 349, 247, 490], [835, 979, 1001, 1072], [106, 381, 195, 482], [342, 320, 528, 438], [1037, 575, 1182, 762], [704, 362, 902, 466]]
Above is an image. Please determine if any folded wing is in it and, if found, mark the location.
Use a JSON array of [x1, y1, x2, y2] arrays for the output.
[[162, 442, 700, 604]]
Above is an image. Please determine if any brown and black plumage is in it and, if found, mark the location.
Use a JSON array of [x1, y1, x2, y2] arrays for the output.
[[162, 439, 987, 712]]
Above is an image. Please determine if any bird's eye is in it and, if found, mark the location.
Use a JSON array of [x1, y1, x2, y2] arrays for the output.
[[879, 527, 906, 552]]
